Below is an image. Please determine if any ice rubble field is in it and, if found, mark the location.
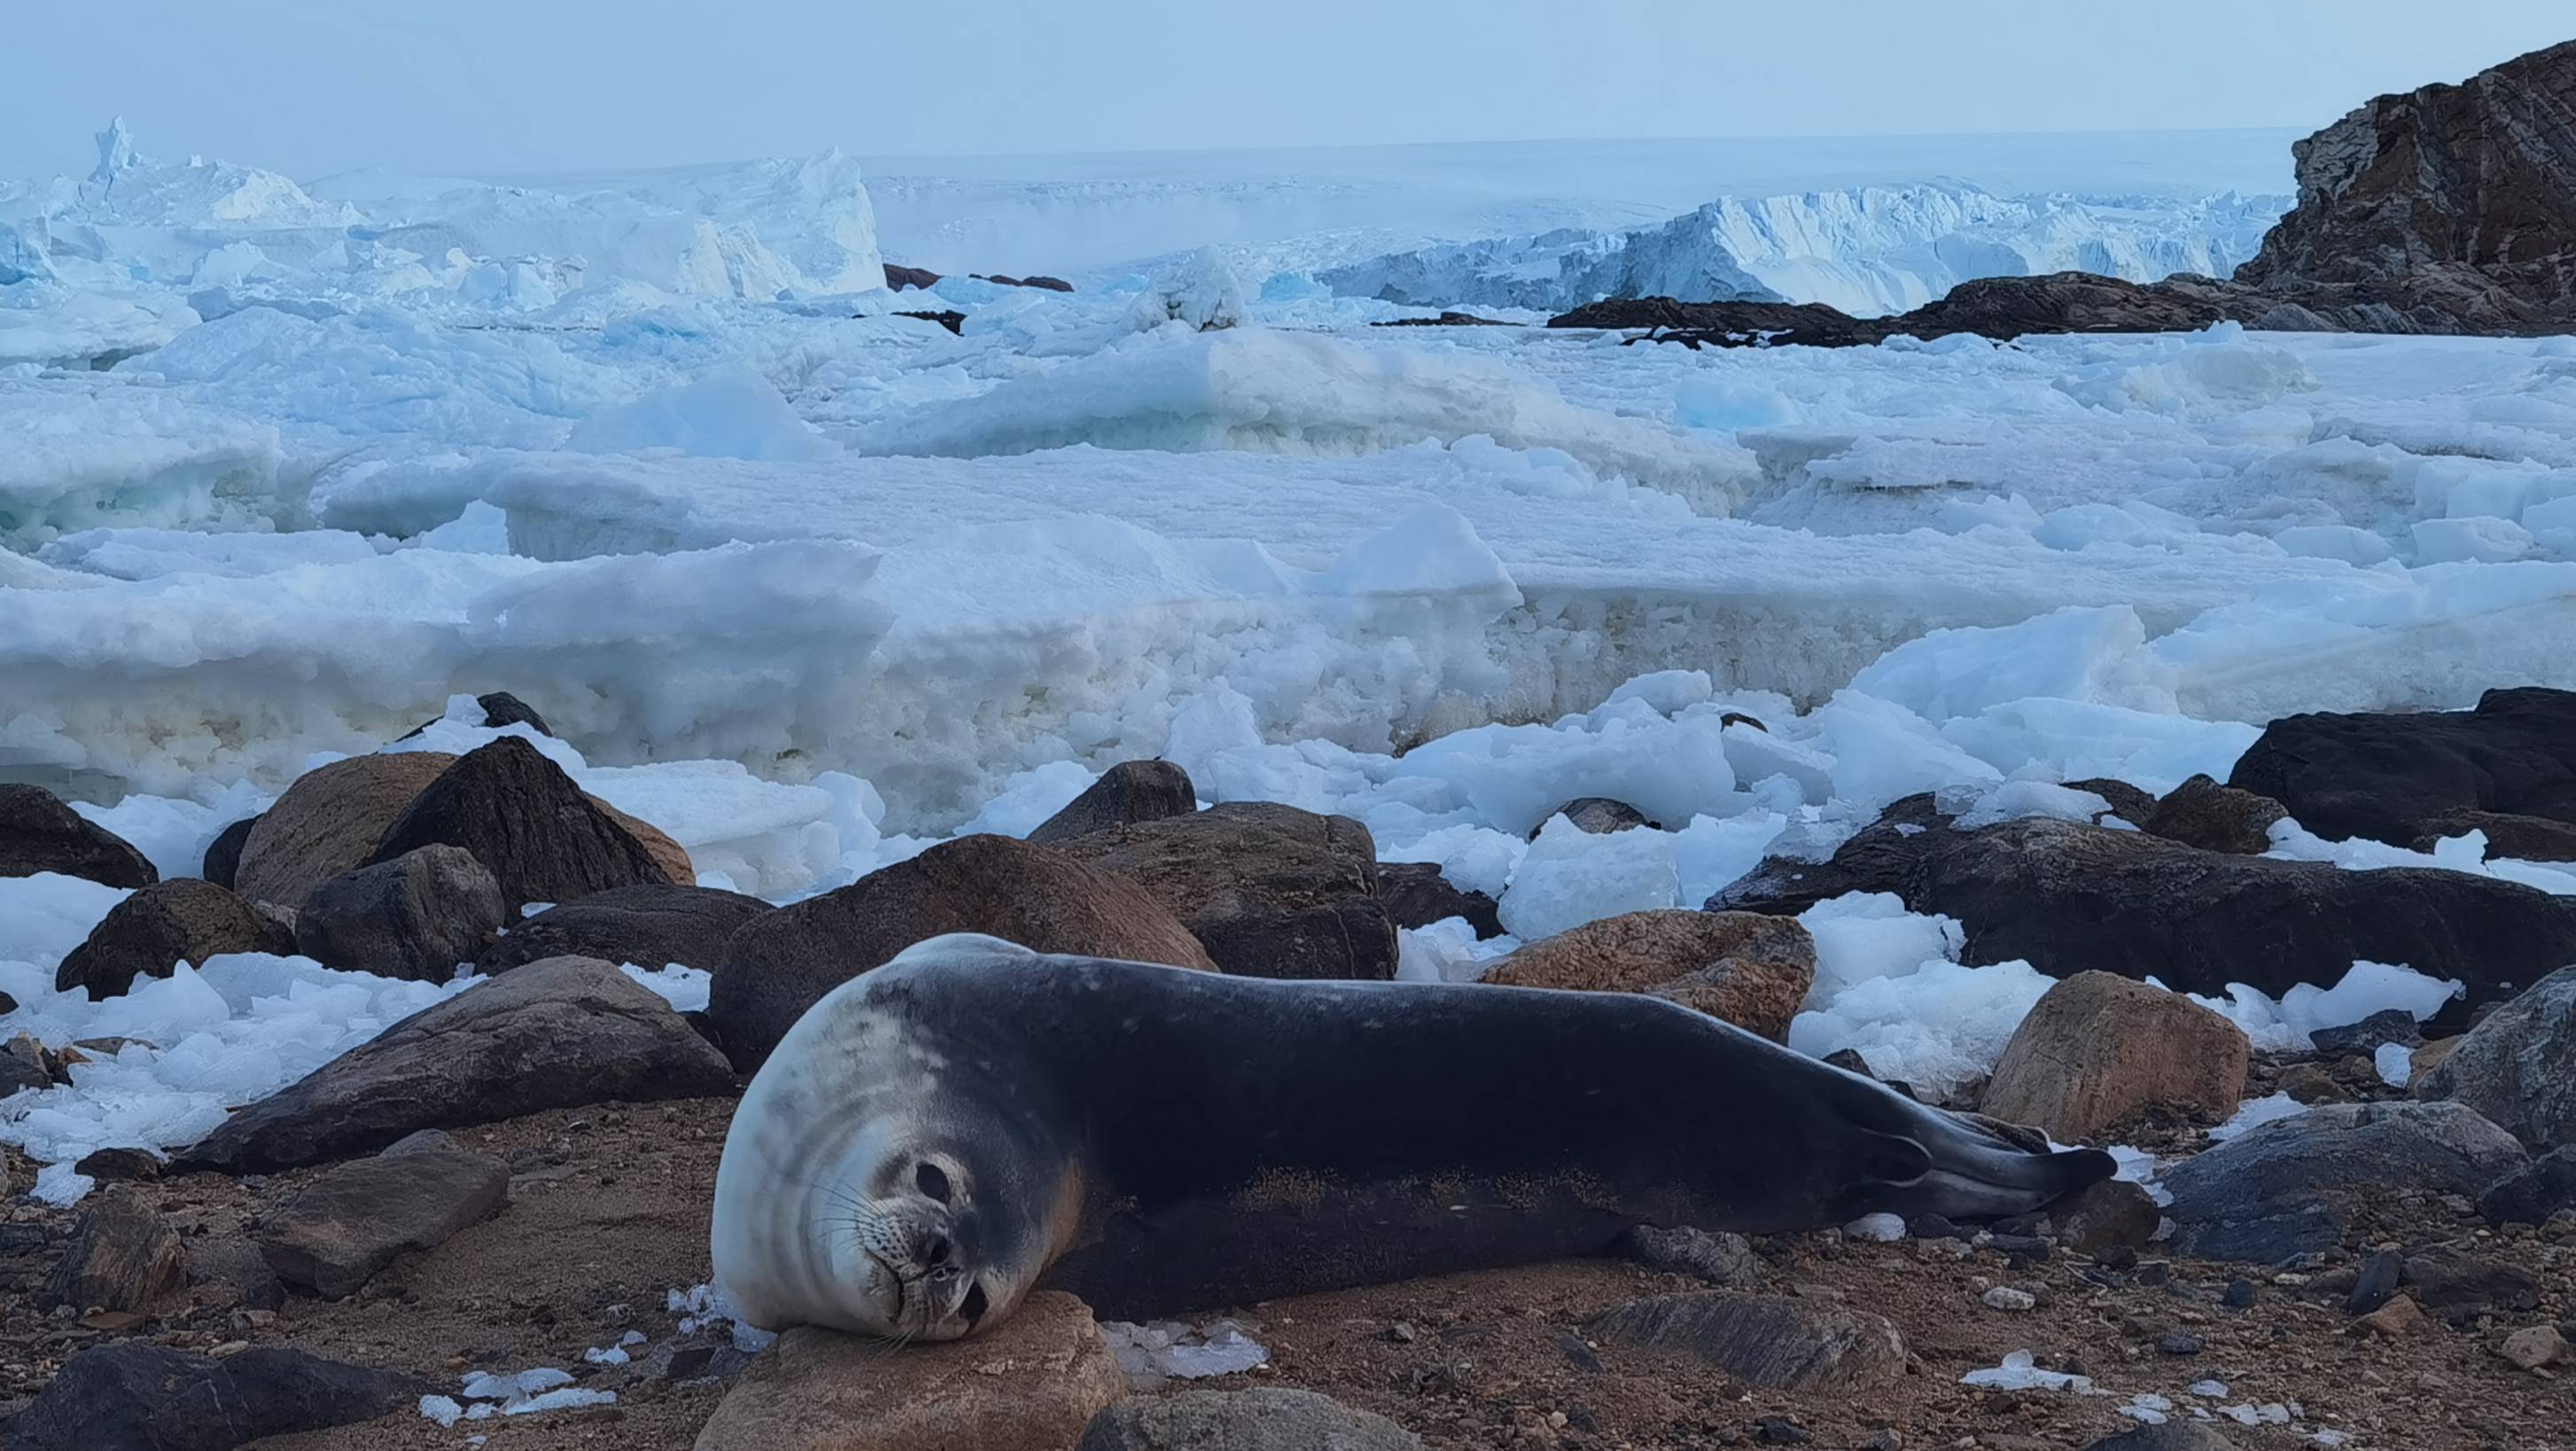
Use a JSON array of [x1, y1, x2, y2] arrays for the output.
[[1, 123, 2568, 1201]]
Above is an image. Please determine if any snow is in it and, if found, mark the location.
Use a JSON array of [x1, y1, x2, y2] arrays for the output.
[[1961, 1350, 2095, 1394]]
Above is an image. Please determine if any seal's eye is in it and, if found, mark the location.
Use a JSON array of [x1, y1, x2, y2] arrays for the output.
[[914, 1162, 952, 1204]]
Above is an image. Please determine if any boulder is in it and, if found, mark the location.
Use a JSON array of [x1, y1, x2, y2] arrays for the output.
[[599, 800, 697, 888], [1712, 800, 2576, 1007], [1374, 862, 1504, 939], [2415, 964, 2576, 1149], [1049, 802, 1397, 981], [2143, 775, 2287, 854], [0, 784, 155, 889], [2063, 777, 2160, 826], [42, 1192, 184, 1313], [691, 1292, 1125, 1451], [1584, 1292, 1905, 1391], [367, 737, 673, 912], [256, 1129, 510, 1297], [883, 263, 941, 291], [1078, 1388, 1422, 1450], [2080, 1424, 2243, 1450], [477, 882, 768, 973], [1026, 761, 1198, 846], [178, 956, 735, 1173], [1483, 910, 1816, 1041], [2049, 1177, 2162, 1255], [1980, 972, 2250, 1139], [53, 878, 296, 998], [1534, 797, 1659, 837], [1623, 1225, 1762, 1287], [2228, 688, 2576, 848], [710, 834, 1216, 1071], [0, 1344, 413, 1451], [397, 690, 552, 741], [294, 845, 507, 981], [2161, 1101, 2528, 1262], [2478, 1145, 2576, 1226], [199, 816, 256, 891], [183, 1235, 284, 1314], [2414, 807, 2576, 861], [234, 752, 456, 909], [2310, 1008, 2424, 1057]]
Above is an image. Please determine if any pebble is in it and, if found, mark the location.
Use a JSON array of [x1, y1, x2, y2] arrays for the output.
[[2157, 1332, 2205, 1356], [2222, 1278, 2258, 1309], [2358, 1295, 2429, 1338], [1980, 1287, 2036, 1312], [2346, 1250, 2404, 1316]]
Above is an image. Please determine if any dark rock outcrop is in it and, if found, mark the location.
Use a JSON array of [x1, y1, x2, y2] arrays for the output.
[[1374, 861, 1504, 938], [178, 956, 735, 1172], [294, 845, 507, 981], [977, 273, 1075, 293], [1584, 1292, 1906, 1391], [1534, 797, 1660, 837], [2479, 1144, 2576, 1226], [2229, 688, 2576, 848], [54, 879, 295, 998], [396, 690, 552, 741], [709, 834, 1218, 1072], [200, 816, 256, 891], [883, 263, 941, 291], [2414, 963, 2576, 1149], [366, 737, 672, 913], [0, 784, 155, 889], [477, 882, 767, 973], [1025, 761, 1198, 846], [0, 1344, 413, 1451], [42, 1192, 185, 1313], [2161, 1101, 2526, 1262], [2144, 774, 2288, 855]]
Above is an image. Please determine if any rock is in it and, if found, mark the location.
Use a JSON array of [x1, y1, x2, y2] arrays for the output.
[[2479, 1145, 2576, 1226], [2276, 1063, 2348, 1105], [1546, 296, 1889, 346], [2142, 775, 2286, 854], [200, 816, 256, 891], [2161, 1101, 2528, 1262], [1623, 1225, 1762, 1287], [1712, 802, 2576, 1007], [710, 834, 1216, 1072], [53, 878, 295, 998], [367, 737, 673, 912], [2414, 964, 2576, 1149], [476, 882, 768, 973], [294, 845, 507, 981], [2064, 777, 2160, 826], [975, 273, 1075, 293], [2079, 1424, 2242, 1450], [182, 1235, 284, 1313], [1047, 802, 1397, 981], [2414, 807, 2576, 861], [2402, 1250, 2541, 1318], [2410, 1036, 2466, 1087], [2502, 1323, 2568, 1370], [0, 783, 156, 889], [2346, 1249, 2404, 1315], [1535, 797, 1658, 836], [1025, 761, 1198, 846], [42, 1192, 184, 1313], [72, 1147, 161, 1182], [1584, 1292, 1905, 1391], [398, 690, 553, 741], [1981, 972, 2249, 1139], [2310, 1008, 2424, 1057], [0, 1343, 413, 1451], [1981, 1286, 2036, 1311], [2229, 688, 2576, 849], [1076, 1387, 1423, 1450], [1, 1034, 57, 1096], [882, 263, 941, 291], [256, 1129, 509, 1297], [234, 752, 456, 909], [2051, 1178, 2161, 1254], [179, 956, 735, 1172], [2357, 1293, 2430, 1337], [1373, 862, 1505, 939], [1483, 910, 1816, 1041], [598, 800, 697, 888], [691, 1291, 1125, 1451]]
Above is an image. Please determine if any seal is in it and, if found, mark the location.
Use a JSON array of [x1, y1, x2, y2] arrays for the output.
[[712, 933, 2114, 1340]]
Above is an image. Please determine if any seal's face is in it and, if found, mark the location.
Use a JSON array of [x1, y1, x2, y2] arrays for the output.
[[836, 1143, 1012, 1342]]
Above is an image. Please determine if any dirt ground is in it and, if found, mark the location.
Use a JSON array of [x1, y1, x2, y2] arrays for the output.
[[3, 1093, 2570, 1451]]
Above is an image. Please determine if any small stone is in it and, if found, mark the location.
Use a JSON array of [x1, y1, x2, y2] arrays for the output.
[[1906, 1213, 1959, 1241], [1754, 1417, 1809, 1445], [2221, 1278, 2257, 1309], [2345, 1250, 2403, 1316], [2157, 1332, 2204, 1356], [1980, 1286, 2036, 1312], [2357, 1294, 2429, 1337], [2502, 1324, 2569, 1370], [2051, 1178, 2160, 1254]]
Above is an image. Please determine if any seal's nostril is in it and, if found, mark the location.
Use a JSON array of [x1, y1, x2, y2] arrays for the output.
[[915, 1162, 952, 1203], [925, 1236, 950, 1266], [960, 1283, 989, 1323]]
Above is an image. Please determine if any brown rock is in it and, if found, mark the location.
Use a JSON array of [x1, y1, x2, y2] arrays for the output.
[[476, 882, 767, 973], [257, 1130, 510, 1298], [2502, 1323, 2568, 1370], [1050, 802, 1397, 981], [53, 878, 295, 998], [2357, 1293, 2430, 1337], [692, 1291, 1125, 1451], [43, 1192, 184, 1314], [599, 802, 696, 887], [1536, 797, 1659, 837], [2144, 775, 2288, 855], [367, 737, 671, 913], [1981, 972, 2250, 1140], [71, 1147, 161, 1182], [294, 844, 508, 981], [235, 752, 456, 909], [1584, 1292, 1905, 1391], [0, 784, 156, 889], [2063, 777, 2160, 826], [1026, 761, 1198, 846], [1078, 1388, 1423, 1450], [2414, 808, 2576, 861], [2411, 1036, 2466, 1087], [1374, 862, 1504, 939], [1483, 910, 1817, 1041], [710, 834, 1216, 1071], [2051, 1177, 2162, 1255]]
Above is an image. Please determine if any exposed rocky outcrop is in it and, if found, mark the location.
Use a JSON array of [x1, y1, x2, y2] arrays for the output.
[[2229, 687, 2576, 848], [234, 752, 458, 909], [2143, 775, 2288, 855], [2414, 964, 2576, 1150], [2161, 1101, 2527, 1262], [1584, 1292, 1906, 1391], [1374, 862, 1505, 938], [0, 1344, 414, 1451], [256, 1130, 509, 1298]]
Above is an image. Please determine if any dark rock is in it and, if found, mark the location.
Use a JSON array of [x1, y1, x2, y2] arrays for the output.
[[2402, 1250, 2541, 1318], [200, 816, 256, 891], [1546, 296, 1888, 347], [1485, 909, 1817, 1041], [1906, 1213, 1959, 1241], [2346, 1249, 2404, 1315], [2156, 1332, 2204, 1356], [2064, 777, 2160, 825], [2413, 807, 2576, 860], [367, 737, 671, 913], [1584, 1292, 1905, 1390], [1755, 1419, 1809, 1446], [2079, 1424, 2242, 1450], [0, 784, 156, 889], [2479, 1144, 2576, 1226], [54, 878, 295, 998], [178, 956, 735, 1172], [883, 263, 941, 291], [1370, 311, 1516, 328], [235, 752, 458, 909], [2221, 1277, 2258, 1309], [2311, 1008, 2425, 1057], [2229, 688, 2576, 849], [1025, 760, 1198, 846], [2143, 775, 2287, 854], [42, 1192, 184, 1313], [72, 1147, 162, 1182], [1076, 1387, 1424, 1450], [257, 1129, 509, 1297], [1825, 1049, 1879, 1080], [2161, 1101, 2527, 1262], [295, 844, 506, 981], [1534, 797, 1658, 836], [976, 273, 1074, 293], [1373, 862, 1504, 939], [1, 1035, 54, 1096], [0, 1343, 413, 1451], [1623, 1225, 1762, 1287], [2050, 1178, 2161, 1255], [897, 308, 965, 334], [1050, 802, 1397, 981], [475, 882, 767, 973], [397, 690, 552, 742], [1711, 800, 2576, 1008], [709, 833, 1216, 1072], [182, 1235, 284, 1313], [2414, 963, 2576, 1148]]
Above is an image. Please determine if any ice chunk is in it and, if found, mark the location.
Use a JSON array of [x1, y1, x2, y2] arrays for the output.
[[1960, 1350, 2094, 1393], [566, 373, 838, 462], [2411, 515, 2533, 565], [1849, 605, 2178, 722], [1497, 815, 1679, 941]]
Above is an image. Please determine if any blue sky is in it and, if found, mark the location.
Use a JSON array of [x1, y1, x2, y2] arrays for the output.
[[3, 1, 2568, 179]]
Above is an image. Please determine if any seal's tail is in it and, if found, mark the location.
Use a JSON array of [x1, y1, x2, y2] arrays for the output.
[[1847, 1090, 2119, 1221]]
